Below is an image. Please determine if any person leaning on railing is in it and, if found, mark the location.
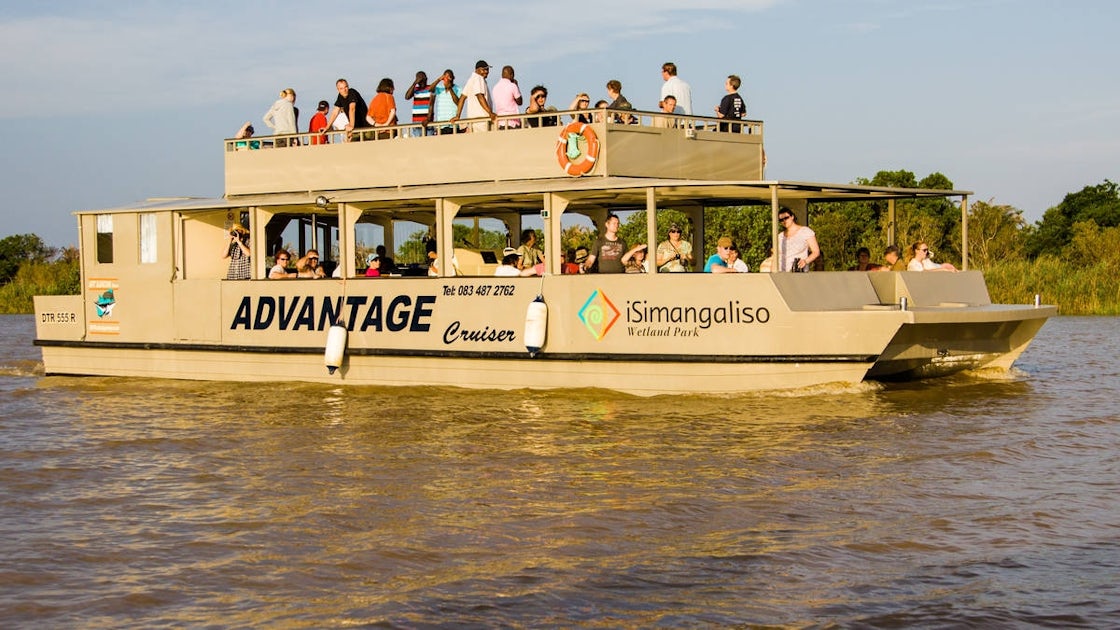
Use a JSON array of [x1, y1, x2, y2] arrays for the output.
[[525, 85, 558, 128]]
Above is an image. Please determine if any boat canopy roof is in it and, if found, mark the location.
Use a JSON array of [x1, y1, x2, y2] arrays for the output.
[[74, 178, 972, 217]]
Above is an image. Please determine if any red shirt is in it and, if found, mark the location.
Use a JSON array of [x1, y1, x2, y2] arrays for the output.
[[309, 111, 328, 145]]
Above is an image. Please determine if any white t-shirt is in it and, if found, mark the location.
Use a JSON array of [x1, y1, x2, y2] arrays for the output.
[[908, 258, 940, 271], [494, 265, 520, 277], [660, 76, 693, 115], [462, 72, 491, 119], [778, 226, 816, 272]]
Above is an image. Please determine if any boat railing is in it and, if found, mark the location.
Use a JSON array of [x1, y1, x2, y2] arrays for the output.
[[224, 108, 764, 152]]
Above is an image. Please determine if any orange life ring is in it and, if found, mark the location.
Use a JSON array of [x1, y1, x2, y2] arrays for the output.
[[555, 122, 599, 177]]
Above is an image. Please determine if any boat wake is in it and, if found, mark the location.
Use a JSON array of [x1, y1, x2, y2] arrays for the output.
[[0, 360, 45, 378], [962, 366, 1029, 382]]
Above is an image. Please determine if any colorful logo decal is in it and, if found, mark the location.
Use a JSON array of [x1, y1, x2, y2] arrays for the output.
[[578, 289, 620, 340], [95, 289, 116, 318]]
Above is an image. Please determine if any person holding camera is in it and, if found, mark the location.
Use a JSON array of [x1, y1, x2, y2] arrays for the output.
[[222, 224, 251, 280], [777, 210, 819, 272], [656, 223, 693, 272]]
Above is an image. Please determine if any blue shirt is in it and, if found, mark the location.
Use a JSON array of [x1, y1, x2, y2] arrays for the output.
[[704, 253, 727, 272], [432, 84, 462, 123]]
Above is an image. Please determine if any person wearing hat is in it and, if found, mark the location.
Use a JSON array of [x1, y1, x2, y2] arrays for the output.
[[365, 252, 381, 277], [704, 236, 737, 273], [656, 223, 693, 272], [222, 223, 252, 280], [494, 247, 523, 277], [309, 99, 330, 145], [453, 60, 497, 132], [572, 247, 589, 274]]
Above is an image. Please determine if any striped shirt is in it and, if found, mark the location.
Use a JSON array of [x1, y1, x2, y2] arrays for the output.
[[411, 82, 431, 123]]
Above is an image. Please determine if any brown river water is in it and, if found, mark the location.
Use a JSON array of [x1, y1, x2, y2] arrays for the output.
[[1, 314, 1117, 628]]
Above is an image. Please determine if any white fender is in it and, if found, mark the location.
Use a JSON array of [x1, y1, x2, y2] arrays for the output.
[[524, 295, 548, 358], [324, 323, 348, 374]]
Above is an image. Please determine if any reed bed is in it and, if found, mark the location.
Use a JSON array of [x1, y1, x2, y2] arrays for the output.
[[983, 257, 1120, 316]]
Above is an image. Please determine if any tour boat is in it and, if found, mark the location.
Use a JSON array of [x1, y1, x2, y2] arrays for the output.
[[33, 108, 1054, 395]]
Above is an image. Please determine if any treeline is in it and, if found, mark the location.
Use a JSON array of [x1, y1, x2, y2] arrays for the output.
[[0, 235, 80, 314], [3, 174, 1118, 315]]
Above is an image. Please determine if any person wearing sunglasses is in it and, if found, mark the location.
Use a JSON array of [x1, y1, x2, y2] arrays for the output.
[[525, 86, 558, 128], [656, 223, 693, 272], [908, 241, 957, 272], [269, 249, 295, 279], [568, 92, 593, 124], [777, 210, 820, 272], [297, 249, 327, 278]]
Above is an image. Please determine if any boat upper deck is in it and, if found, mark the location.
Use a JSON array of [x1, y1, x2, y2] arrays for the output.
[[223, 109, 766, 197]]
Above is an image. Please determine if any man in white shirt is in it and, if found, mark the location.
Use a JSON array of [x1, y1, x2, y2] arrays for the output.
[[659, 61, 693, 115], [453, 60, 497, 132]]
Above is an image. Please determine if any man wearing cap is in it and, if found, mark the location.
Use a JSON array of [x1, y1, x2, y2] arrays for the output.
[[454, 60, 497, 132], [495, 247, 523, 276], [309, 100, 330, 145], [704, 237, 737, 273]]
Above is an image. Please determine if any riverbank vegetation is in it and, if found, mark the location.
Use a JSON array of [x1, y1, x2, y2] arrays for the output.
[[0, 235, 80, 314], [2, 176, 1117, 315]]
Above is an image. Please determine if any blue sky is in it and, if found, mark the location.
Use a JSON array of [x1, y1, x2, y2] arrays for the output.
[[2, 0, 1117, 247]]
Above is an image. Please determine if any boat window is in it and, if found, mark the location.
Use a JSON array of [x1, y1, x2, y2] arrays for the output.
[[96, 214, 114, 264], [263, 213, 339, 277], [139, 213, 157, 264]]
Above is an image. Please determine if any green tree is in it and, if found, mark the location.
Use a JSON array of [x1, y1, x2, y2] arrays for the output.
[[560, 224, 594, 255], [0, 233, 54, 284], [966, 200, 1026, 269], [1026, 180, 1120, 258], [1062, 220, 1120, 271], [703, 205, 773, 267]]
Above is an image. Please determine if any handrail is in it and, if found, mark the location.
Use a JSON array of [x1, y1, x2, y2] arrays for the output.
[[224, 109, 764, 151]]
